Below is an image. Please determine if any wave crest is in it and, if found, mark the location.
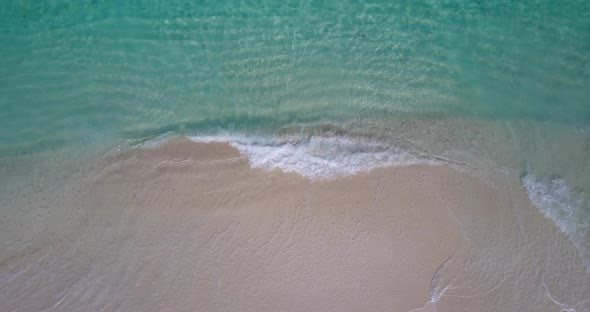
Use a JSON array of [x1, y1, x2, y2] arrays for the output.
[[189, 135, 431, 178]]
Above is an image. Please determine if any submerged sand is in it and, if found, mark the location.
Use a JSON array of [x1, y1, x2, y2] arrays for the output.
[[1, 139, 589, 311]]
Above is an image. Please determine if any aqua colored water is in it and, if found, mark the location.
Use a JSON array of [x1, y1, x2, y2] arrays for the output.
[[2, 1, 589, 153], [1, 0, 590, 306]]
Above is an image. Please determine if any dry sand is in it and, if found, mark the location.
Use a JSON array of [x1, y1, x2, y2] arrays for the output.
[[1, 138, 589, 311]]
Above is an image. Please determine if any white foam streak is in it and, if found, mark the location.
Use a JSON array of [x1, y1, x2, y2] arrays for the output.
[[522, 174, 589, 270], [522, 175, 577, 234], [189, 135, 431, 178], [542, 275, 576, 312]]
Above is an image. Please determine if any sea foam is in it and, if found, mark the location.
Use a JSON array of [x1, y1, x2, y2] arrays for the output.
[[189, 135, 432, 179], [522, 174, 589, 270]]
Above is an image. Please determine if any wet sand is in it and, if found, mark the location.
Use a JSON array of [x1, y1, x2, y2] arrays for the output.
[[1, 139, 589, 311]]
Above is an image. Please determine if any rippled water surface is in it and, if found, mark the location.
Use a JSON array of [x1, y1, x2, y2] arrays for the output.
[[1, 1, 590, 310], [2, 1, 589, 152]]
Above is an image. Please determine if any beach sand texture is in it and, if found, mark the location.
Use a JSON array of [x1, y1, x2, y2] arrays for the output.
[[1, 139, 589, 311]]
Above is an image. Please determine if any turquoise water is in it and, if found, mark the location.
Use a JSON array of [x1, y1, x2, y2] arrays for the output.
[[2, 0, 590, 262], [1, 0, 590, 256], [1, 1, 590, 155], [1, 1, 590, 309]]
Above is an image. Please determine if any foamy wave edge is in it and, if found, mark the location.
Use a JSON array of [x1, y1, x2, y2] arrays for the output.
[[522, 174, 589, 270], [179, 134, 436, 179]]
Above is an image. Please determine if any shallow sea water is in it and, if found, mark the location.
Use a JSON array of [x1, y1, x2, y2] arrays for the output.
[[1, 0, 590, 310]]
